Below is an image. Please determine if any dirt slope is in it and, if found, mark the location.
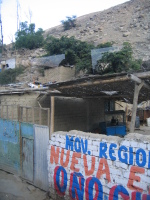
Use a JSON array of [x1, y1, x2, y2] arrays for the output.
[[44, 0, 150, 61]]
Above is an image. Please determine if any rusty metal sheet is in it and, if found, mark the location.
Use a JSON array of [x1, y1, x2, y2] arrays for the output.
[[22, 138, 33, 182], [34, 125, 49, 191]]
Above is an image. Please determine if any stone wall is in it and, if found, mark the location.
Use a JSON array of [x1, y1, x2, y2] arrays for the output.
[[47, 130, 150, 200]]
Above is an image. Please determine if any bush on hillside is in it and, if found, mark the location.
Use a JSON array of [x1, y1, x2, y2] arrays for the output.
[[95, 42, 142, 74], [44, 36, 95, 72], [0, 67, 24, 84], [61, 16, 77, 31]]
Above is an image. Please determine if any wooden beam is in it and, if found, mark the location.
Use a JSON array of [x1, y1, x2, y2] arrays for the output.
[[130, 82, 144, 133], [128, 74, 150, 90], [0, 87, 49, 95], [50, 96, 55, 137], [57, 76, 130, 89]]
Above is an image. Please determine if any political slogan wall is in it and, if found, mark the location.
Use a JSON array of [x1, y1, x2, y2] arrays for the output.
[[47, 131, 150, 200]]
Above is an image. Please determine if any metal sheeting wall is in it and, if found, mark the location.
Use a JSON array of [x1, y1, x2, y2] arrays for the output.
[[0, 119, 20, 174], [34, 125, 49, 191], [21, 123, 34, 182]]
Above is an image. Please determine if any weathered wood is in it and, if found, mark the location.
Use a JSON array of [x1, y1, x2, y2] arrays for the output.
[[130, 82, 144, 132], [0, 87, 49, 95], [1, 105, 3, 118], [58, 76, 130, 89], [17, 105, 20, 121], [47, 108, 50, 128], [32, 107, 35, 124], [50, 96, 55, 136], [128, 74, 150, 90], [39, 108, 42, 125], [6, 105, 8, 119], [11, 106, 14, 120], [26, 108, 28, 123]]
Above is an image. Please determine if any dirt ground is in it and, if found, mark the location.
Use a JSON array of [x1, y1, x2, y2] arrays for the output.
[[0, 170, 51, 200]]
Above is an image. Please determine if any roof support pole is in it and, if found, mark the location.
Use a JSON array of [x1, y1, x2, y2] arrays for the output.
[[50, 96, 55, 138], [130, 82, 144, 133]]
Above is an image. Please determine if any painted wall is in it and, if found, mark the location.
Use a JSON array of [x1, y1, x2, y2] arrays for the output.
[[0, 119, 49, 191], [0, 119, 20, 174], [47, 131, 150, 200]]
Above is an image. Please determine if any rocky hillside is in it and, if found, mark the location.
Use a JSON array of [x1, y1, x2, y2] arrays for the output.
[[2, 0, 150, 85], [44, 0, 150, 61]]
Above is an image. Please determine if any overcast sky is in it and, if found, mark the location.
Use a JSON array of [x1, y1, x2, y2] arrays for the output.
[[1, 0, 129, 44]]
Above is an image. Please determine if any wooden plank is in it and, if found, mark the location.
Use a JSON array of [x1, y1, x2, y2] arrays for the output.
[[39, 108, 42, 125], [17, 105, 20, 121], [1, 105, 3, 118], [32, 107, 35, 124], [50, 96, 55, 136], [47, 108, 50, 128], [11, 106, 14, 120], [26, 108, 28, 123], [6, 105, 8, 119]]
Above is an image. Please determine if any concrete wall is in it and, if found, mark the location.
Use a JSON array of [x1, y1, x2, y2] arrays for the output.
[[47, 130, 150, 200], [39, 66, 75, 83]]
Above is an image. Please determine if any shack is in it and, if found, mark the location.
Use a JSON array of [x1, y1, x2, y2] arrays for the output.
[[0, 70, 150, 194]]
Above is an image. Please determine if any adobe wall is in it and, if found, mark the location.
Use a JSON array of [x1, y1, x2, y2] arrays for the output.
[[47, 130, 150, 200], [0, 94, 105, 131], [0, 93, 39, 122], [39, 66, 75, 83]]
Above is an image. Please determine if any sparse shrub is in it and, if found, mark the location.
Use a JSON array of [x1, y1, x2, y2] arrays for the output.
[[0, 67, 24, 84], [61, 16, 77, 31]]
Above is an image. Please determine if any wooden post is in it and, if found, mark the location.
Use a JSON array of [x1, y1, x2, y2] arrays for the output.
[[32, 107, 35, 124], [12, 106, 14, 120], [1, 105, 3, 118], [39, 107, 42, 125], [50, 96, 55, 138], [130, 82, 144, 133], [26, 108, 28, 123], [47, 108, 50, 128], [17, 105, 20, 121], [6, 105, 8, 119]]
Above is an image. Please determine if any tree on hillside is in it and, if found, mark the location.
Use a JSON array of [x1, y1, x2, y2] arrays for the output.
[[15, 21, 44, 49], [61, 16, 77, 31], [95, 43, 142, 74]]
